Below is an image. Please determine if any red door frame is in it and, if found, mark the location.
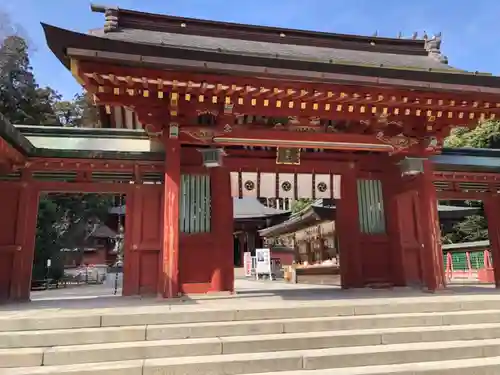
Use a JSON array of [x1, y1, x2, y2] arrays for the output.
[[0, 180, 151, 302], [225, 157, 365, 289]]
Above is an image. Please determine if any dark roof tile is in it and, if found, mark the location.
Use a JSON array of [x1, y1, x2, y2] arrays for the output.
[[88, 27, 458, 73]]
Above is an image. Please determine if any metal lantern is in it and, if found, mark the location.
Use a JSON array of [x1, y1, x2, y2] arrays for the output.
[[399, 157, 426, 176], [198, 148, 226, 168]]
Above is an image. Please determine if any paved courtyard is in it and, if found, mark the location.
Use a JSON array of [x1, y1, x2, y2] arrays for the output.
[[28, 272, 336, 302], [29, 269, 335, 301], [0, 268, 492, 319]]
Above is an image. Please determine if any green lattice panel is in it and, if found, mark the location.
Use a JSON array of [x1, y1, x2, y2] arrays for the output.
[[443, 250, 490, 271]]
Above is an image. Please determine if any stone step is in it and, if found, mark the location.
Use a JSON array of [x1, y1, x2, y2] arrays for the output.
[[98, 299, 500, 328], [0, 326, 147, 349], [0, 360, 144, 375], [4, 309, 500, 349], [248, 356, 500, 375], [5, 323, 500, 367], [6, 339, 500, 375], [4, 298, 500, 333], [4, 356, 500, 375], [107, 339, 500, 375]]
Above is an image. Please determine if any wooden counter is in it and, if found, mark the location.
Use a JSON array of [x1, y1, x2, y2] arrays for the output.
[[285, 265, 341, 286]]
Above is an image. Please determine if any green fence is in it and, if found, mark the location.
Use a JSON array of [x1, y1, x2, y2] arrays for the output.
[[443, 250, 491, 271]]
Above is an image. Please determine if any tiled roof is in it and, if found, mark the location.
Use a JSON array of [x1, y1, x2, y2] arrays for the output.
[[109, 199, 288, 220], [88, 27, 457, 73], [39, 5, 500, 98], [259, 204, 335, 237], [235, 198, 289, 219], [88, 223, 117, 239], [437, 205, 478, 212]]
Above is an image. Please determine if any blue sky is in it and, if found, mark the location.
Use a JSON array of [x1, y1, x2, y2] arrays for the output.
[[4, 0, 500, 99]]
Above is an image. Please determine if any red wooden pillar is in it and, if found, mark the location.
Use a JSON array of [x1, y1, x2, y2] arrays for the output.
[[210, 167, 234, 292], [13, 184, 38, 301], [484, 195, 500, 287], [160, 132, 180, 298], [336, 163, 363, 288], [9, 182, 38, 301], [0, 181, 38, 301], [122, 188, 137, 296], [383, 164, 406, 287], [416, 160, 445, 292]]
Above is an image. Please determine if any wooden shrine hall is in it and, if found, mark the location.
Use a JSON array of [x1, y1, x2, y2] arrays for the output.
[[2, 4, 500, 301]]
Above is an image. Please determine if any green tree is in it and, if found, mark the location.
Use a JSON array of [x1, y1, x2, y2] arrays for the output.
[[54, 92, 100, 127], [33, 196, 64, 280], [291, 199, 314, 213], [0, 34, 59, 125], [445, 121, 500, 148], [33, 194, 114, 280], [442, 213, 489, 244]]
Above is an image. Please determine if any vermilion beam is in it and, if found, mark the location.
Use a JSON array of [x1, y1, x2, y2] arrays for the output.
[[93, 92, 469, 129], [0, 137, 25, 166], [78, 61, 500, 106]]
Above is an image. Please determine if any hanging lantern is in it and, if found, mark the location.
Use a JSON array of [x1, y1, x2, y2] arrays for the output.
[[399, 157, 426, 176], [198, 148, 226, 168]]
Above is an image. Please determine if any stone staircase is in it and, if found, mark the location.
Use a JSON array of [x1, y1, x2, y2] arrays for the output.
[[4, 297, 500, 374]]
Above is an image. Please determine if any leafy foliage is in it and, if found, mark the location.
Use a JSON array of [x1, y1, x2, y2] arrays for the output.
[[1, 14, 98, 128], [291, 199, 314, 213], [445, 121, 500, 149], [33, 194, 114, 280], [54, 92, 100, 127], [442, 214, 489, 244], [0, 35, 60, 125]]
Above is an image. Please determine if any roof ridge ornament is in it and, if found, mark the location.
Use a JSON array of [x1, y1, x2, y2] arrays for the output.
[[90, 4, 120, 33], [425, 31, 448, 64], [104, 7, 119, 33]]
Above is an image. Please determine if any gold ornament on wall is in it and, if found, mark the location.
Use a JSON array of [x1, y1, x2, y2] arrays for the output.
[[276, 147, 301, 165]]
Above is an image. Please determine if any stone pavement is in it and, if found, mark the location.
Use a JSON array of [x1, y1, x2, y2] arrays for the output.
[[0, 273, 497, 319]]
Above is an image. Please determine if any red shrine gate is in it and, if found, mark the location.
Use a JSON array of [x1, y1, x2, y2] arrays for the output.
[[0, 145, 447, 301], [3, 150, 500, 301], [3, 5, 500, 301]]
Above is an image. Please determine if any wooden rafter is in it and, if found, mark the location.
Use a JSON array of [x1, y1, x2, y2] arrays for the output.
[[89, 79, 498, 122], [25, 158, 162, 173], [78, 61, 500, 116], [93, 93, 457, 129], [74, 60, 500, 155], [87, 83, 498, 135]]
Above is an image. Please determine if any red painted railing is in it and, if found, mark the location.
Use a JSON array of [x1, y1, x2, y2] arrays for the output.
[[444, 249, 494, 283]]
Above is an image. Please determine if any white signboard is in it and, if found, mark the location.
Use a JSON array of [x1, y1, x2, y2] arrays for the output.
[[243, 252, 252, 277], [255, 248, 272, 277]]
